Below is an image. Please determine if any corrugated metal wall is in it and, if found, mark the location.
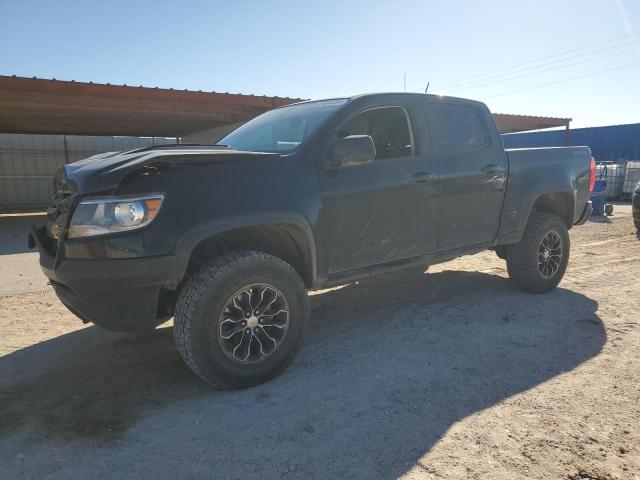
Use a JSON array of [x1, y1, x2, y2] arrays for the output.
[[502, 123, 640, 162], [0, 134, 175, 212], [0, 135, 65, 212]]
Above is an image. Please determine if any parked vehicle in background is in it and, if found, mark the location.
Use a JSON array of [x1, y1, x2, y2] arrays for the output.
[[633, 180, 640, 231], [31, 93, 594, 388]]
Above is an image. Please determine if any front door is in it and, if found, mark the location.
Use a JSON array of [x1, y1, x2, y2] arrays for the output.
[[319, 103, 438, 275]]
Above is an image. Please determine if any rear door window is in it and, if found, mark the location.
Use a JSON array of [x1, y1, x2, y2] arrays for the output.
[[338, 106, 413, 160], [425, 102, 488, 156]]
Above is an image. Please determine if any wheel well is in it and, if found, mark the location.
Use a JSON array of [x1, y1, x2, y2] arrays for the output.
[[532, 192, 573, 227], [156, 224, 314, 319], [186, 224, 314, 288]]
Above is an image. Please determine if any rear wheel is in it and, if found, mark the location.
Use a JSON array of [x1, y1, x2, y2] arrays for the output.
[[505, 212, 570, 293], [174, 251, 309, 389]]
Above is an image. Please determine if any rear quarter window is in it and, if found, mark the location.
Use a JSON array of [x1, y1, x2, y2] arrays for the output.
[[425, 102, 488, 156]]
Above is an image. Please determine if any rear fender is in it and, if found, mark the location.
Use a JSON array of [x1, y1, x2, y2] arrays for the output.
[[496, 183, 576, 245]]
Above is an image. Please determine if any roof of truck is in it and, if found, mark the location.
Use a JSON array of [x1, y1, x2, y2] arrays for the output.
[[284, 93, 572, 133]]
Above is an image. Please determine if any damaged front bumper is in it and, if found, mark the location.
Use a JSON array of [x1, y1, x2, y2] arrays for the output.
[[30, 225, 180, 332]]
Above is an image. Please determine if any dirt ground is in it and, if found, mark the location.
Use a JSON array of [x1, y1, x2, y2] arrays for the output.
[[0, 207, 638, 480]]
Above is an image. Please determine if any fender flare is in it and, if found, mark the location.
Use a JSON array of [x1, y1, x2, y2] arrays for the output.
[[170, 211, 318, 287], [497, 182, 576, 245]]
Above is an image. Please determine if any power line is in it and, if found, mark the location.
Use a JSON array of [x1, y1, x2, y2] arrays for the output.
[[432, 33, 638, 89], [434, 33, 638, 88], [444, 47, 635, 94], [482, 61, 640, 100], [438, 39, 639, 93]]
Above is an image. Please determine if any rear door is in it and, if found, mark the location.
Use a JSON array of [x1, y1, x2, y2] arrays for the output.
[[319, 99, 438, 275], [423, 100, 507, 250]]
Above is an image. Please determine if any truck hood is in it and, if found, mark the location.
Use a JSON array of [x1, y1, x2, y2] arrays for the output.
[[60, 145, 278, 195]]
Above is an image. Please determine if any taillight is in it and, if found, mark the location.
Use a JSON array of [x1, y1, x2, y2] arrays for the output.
[[589, 156, 596, 192]]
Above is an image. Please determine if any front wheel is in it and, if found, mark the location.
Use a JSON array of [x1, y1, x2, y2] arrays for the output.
[[505, 212, 570, 293], [174, 251, 309, 389]]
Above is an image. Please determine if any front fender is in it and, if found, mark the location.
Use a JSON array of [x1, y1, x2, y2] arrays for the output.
[[172, 211, 318, 286]]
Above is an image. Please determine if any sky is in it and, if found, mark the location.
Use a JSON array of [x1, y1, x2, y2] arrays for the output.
[[1, 0, 639, 128]]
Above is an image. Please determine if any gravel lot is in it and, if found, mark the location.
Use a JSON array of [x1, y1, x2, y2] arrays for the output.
[[1, 207, 638, 479]]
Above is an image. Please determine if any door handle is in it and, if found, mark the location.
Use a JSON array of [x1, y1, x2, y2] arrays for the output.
[[481, 164, 500, 174], [411, 171, 433, 183]]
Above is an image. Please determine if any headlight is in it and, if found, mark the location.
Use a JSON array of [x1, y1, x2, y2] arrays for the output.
[[68, 194, 164, 239]]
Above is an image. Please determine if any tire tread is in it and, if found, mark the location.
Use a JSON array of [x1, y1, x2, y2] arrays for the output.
[[505, 212, 570, 293], [174, 251, 307, 389]]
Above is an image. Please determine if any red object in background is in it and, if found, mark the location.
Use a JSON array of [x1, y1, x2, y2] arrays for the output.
[[589, 156, 596, 192]]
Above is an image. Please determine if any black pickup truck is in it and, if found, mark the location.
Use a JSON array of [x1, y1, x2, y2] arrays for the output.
[[31, 93, 594, 388]]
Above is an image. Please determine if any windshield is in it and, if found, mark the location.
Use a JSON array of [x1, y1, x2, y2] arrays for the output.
[[220, 99, 348, 153]]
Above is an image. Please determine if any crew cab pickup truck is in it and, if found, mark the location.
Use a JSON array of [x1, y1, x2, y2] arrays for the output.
[[31, 93, 594, 388]]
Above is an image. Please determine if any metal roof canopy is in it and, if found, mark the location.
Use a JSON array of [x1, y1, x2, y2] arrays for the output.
[[0, 76, 301, 137], [0, 75, 570, 137], [493, 113, 571, 134]]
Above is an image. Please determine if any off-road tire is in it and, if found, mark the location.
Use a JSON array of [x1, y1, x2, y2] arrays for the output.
[[635, 219, 640, 231], [505, 212, 570, 293], [174, 251, 309, 389]]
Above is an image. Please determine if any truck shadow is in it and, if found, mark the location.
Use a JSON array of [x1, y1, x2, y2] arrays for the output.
[[0, 269, 605, 478]]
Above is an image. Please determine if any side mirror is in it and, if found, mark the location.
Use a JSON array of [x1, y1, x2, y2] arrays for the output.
[[325, 135, 376, 169]]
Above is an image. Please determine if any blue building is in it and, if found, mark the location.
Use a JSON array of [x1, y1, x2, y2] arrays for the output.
[[502, 123, 640, 163]]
